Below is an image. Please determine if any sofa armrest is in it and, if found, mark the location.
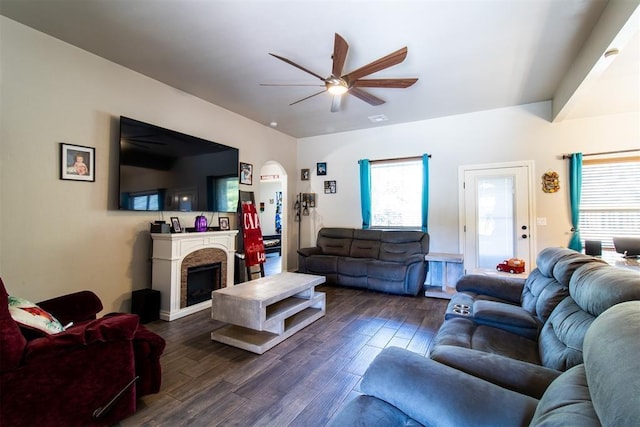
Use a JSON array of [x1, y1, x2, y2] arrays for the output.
[[456, 274, 525, 303], [297, 246, 322, 257], [37, 290, 103, 325], [403, 253, 426, 266], [23, 314, 139, 362], [429, 345, 561, 399], [361, 347, 538, 426]]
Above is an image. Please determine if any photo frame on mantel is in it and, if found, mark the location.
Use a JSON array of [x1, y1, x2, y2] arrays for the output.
[[219, 217, 230, 231]]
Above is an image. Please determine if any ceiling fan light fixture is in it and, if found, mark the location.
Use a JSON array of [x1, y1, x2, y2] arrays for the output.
[[326, 79, 348, 95]]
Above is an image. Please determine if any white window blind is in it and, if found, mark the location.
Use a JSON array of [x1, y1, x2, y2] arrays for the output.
[[370, 159, 421, 228], [579, 159, 640, 248]]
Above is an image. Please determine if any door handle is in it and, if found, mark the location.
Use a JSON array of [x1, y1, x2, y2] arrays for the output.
[[522, 234, 528, 239]]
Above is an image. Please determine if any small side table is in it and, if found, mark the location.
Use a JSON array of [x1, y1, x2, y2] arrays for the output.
[[424, 253, 464, 299]]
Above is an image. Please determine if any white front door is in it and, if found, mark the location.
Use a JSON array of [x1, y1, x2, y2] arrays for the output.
[[459, 162, 535, 274]]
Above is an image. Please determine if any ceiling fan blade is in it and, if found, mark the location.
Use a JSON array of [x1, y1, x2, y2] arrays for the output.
[[289, 89, 327, 106], [345, 47, 409, 82], [352, 78, 418, 88], [260, 83, 325, 87], [332, 33, 349, 77], [330, 95, 342, 112], [269, 53, 326, 82], [348, 87, 385, 106]]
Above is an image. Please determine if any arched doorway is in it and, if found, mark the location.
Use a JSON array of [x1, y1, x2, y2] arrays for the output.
[[258, 161, 288, 274]]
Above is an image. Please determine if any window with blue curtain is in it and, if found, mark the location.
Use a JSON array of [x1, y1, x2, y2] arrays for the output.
[[359, 155, 430, 231]]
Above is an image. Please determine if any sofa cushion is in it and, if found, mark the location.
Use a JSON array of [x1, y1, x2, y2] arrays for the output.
[[433, 317, 542, 365], [327, 395, 423, 427], [350, 229, 382, 258], [537, 297, 592, 371], [367, 260, 407, 282], [338, 257, 369, 277], [530, 365, 599, 426], [569, 263, 640, 316], [360, 346, 538, 427], [316, 228, 354, 256], [472, 300, 539, 338], [532, 301, 640, 427], [337, 257, 370, 289], [519, 269, 567, 324], [582, 301, 640, 427], [538, 263, 640, 371], [378, 231, 426, 263], [521, 248, 601, 324], [305, 254, 338, 273]]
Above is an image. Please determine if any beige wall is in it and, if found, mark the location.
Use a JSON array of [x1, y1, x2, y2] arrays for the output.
[[0, 18, 297, 312], [296, 102, 639, 258]]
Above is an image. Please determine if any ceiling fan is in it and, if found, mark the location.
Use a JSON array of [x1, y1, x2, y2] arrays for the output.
[[262, 33, 418, 112]]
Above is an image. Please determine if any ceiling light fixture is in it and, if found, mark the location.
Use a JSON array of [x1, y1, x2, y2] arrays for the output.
[[326, 78, 348, 96], [368, 114, 388, 123]]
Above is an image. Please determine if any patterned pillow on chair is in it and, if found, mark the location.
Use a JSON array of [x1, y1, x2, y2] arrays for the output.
[[8, 296, 65, 334]]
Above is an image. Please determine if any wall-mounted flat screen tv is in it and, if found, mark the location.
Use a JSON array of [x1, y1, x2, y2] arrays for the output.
[[118, 116, 239, 212]]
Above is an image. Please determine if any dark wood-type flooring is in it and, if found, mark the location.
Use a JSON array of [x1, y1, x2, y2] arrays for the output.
[[121, 275, 447, 426]]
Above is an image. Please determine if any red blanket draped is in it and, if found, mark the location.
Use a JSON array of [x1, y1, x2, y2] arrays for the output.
[[241, 202, 266, 267]]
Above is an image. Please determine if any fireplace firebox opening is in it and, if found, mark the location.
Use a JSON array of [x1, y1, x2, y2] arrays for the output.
[[186, 263, 222, 307]]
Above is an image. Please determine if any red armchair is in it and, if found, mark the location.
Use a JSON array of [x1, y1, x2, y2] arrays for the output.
[[0, 278, 166, 427]]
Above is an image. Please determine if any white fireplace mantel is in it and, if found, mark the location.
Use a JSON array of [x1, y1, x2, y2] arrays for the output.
[[151, 230, 238, 321]]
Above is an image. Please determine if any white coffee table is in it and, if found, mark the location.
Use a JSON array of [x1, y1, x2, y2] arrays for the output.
[[210, 272, 326, 354]]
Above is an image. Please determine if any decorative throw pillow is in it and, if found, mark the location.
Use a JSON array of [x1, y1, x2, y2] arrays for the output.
[[8, 296, 64, 334]]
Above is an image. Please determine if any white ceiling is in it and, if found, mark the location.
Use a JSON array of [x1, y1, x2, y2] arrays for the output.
[[1, 0, 638, 138]]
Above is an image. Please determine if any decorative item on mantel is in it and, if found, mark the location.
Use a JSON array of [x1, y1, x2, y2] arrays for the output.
[[194, 214, 208, 232]]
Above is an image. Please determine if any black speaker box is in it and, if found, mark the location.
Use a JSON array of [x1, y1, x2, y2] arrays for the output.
[[131, 289, 161, 324], [585, 240, 602, 256], [150, 222, 170, 233]]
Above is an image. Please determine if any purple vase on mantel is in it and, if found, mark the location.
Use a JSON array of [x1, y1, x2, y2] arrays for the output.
[[194, 215, 208, 232]]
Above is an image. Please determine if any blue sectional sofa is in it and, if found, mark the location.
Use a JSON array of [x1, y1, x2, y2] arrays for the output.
[[329, 248, 640, 426]]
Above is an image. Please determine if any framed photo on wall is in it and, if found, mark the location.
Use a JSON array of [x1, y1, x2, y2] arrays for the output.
[[60, 143, 95, 182], [324, 180, 337, 194], [240, 162, 253, 185], [219, 217, 230, 230], [317, 162, 327, 176], [301, 168, 310, 181]]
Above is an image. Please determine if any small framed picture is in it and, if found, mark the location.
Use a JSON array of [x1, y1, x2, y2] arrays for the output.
[[302, 193, 316, 207], [324, 180, 337, 194], [170, 217, 182, 233], [317, 162, 327, 176], [240, 162, 253, 185], [301, 168, 310, 181], [219, 217, 230, 230], [60, 143, 95, 182]]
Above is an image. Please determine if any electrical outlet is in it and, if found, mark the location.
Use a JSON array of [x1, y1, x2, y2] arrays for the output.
[[536, 217, 547, 226]]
